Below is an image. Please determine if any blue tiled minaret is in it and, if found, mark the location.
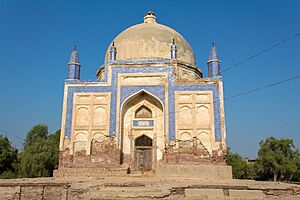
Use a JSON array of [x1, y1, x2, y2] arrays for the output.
[[170, 38, 177, 59], [67, 44, 81, 80], [207, 43, 221, 78], [110, 41, 117, 61]]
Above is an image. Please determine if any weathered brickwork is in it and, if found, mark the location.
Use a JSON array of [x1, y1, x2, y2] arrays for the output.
[[59, 138, 121, 169], [162, 141, 226, 165], [0, 178, 299, 200]]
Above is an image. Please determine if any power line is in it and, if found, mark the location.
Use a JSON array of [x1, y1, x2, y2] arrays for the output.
[[222, 32, 300, 73], [71, 74, 300, 128], [3, 74, 298, 143], [62, 32, 300, 130], [0, 128, 25, 142], [143, 74, 299, 125], [3, 40, 299, 143], [224, 75, 300, 100]]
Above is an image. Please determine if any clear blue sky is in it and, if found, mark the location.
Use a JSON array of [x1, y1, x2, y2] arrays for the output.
[[0, 0, 299, 157]]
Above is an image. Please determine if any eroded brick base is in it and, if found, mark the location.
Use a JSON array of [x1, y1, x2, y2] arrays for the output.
[[59, 138, 226, 172], [59, 139, 121, 168], [162, 145, 226, 165]]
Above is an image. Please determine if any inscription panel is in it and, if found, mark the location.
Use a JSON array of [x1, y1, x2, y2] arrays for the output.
[[120, 74, 166, 86], [132, 120, 154, 127]]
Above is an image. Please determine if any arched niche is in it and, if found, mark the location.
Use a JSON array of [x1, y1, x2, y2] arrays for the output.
[[179, 105, 192, 126], [135, 105, 152, 118], [93, 106, 106, 126], [198, 131, 212, 154], [73, 132, 87, 154], [196, 105, 210, 128], [76, 107, 89, 127], [180, 132, 192, 140], [93, 132, 105, 142], [75, 132, 87, 141]]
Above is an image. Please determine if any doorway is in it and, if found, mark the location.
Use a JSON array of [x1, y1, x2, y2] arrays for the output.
[[135, 135, 152, 171], [120, 90, 164, 169]]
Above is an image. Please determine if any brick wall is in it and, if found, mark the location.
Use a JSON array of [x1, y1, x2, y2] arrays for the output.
[[162, 144, 226, 165], [59, 139, 121, 169]]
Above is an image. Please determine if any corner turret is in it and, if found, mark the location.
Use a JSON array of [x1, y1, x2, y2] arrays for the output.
[[67, 44, 81, 80], [170, 38, 177, 59], [207, 43, 221, 78], [109, 41, 117, 61]]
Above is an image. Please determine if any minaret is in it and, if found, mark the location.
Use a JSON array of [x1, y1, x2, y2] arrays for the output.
[[67, 44, 81, 80], [109, 41, 117, 61], [170, 38, 177, 59], [207, 43, 221, 78]]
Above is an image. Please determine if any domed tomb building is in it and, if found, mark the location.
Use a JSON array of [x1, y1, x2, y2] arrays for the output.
[[58, 12, 230, 177]]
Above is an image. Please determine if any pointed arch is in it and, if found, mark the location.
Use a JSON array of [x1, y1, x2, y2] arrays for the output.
[[135, 105, 152, 118], [120, 89, 164, 112], [135, 135, 153, 147]]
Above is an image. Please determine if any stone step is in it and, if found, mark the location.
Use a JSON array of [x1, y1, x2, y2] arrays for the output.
[[88, 186, 171, 199], [184, 188, 225, 200], [54, 167, 128, 178]]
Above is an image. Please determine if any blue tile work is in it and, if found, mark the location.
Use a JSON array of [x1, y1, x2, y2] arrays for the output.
[[67, 64, 81, 80], [120, 86, 165, 105], [133, 120, 154, 127], [64, 85, 111, 137], [172, 84, 222, 141], [63, 62, 223, 142], [119, 85, 166, 144], [68, 47, 81, 80], [207, 43, 221, 77], [110, 66, 171, 138]]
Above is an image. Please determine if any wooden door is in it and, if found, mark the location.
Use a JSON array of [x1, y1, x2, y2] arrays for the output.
[[135, 147, 152, 171], [135, 135, 153, 171]]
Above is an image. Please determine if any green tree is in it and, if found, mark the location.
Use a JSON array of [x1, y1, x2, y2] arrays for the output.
[[256, 137, 299, 182], [293, 157, 300, 182], [0, 135, 18, 178], [19, 125, 60, 178], [226, 150, 253, 179], [23, 124, 48, 149], [44, 129, 60, 174]]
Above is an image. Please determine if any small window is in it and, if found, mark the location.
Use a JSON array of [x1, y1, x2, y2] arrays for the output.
[[135, 105, 152, 118]]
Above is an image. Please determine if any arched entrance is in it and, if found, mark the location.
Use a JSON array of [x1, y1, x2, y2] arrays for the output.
[[120, 90, 164, 171], [135, 135, 152, 171]]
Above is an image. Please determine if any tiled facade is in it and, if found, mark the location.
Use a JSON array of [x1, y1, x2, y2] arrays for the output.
[[58, 12, 227, 170], [63, 64, 222, 142]]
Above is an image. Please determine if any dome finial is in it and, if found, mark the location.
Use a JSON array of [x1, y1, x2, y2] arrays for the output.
[[144, 11, 157, 23], [73, 43, 77, 51]]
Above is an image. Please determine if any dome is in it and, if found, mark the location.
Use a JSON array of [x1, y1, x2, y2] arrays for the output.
[[105, 12, 195, 66]]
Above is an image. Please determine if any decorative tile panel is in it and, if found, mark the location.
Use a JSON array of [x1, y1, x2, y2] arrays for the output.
[[132, 120, 154, 127]]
